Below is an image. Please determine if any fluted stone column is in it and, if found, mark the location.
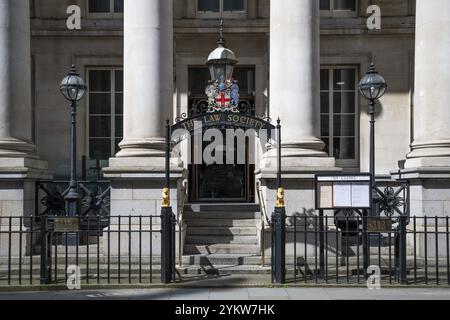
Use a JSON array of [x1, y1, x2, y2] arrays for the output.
[[103, 0, 183, 256], [397, 0, 450, 223], [0, 1, 50, 257], [116, 0, 173, 158], [0, 0, 35, 157], [257, 0, 337, 222], [269, 0, 332, 162]]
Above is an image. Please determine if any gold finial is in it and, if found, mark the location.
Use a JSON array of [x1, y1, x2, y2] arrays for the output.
[[162, 188, 170, 208], [276, 187, 285, 208]]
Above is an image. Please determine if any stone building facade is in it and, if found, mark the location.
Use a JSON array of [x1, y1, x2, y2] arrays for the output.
[[0, 0, 449, 256]]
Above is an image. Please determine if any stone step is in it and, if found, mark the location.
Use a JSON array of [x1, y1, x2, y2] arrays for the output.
[[182, 254, 261, 266], [185, 235, 258, 245], [184, 218, 256, 227], [183, 211, 260, 220], [187, 227, 257, 236], [183, 203, 260, 213], [184, 244, 260, 255]]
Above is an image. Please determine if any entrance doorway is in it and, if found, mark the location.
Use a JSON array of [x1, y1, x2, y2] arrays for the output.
[[187, 66, 255, 203]]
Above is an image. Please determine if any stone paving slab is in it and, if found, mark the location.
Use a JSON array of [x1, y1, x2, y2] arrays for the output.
[[0, 287, 449, 300]]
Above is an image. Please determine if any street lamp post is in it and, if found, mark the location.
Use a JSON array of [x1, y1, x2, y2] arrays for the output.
[[359, 63, 387, 217], [60, 65, 87, 217]]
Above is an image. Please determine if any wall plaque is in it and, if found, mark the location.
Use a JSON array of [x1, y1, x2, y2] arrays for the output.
[[53, 217, 79, 232], [367, 217, 393, 232]]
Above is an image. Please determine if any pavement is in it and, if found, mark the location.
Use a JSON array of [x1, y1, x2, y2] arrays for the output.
[[0, 287, 450, 300]]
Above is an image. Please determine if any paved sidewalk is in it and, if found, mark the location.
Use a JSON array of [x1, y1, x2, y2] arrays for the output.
[[0, 287, 450, 300]]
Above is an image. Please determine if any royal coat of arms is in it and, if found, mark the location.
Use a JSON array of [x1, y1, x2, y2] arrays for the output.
[[206, 76, 240, 112]]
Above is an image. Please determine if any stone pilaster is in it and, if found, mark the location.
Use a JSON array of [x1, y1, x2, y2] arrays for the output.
[[257, 0, 338, 216]]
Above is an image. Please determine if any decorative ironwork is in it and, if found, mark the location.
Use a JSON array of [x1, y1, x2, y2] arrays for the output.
[[39, 184, 66, 216], [79, 183, 110, 216], [375, 182, 409, 220], [37, 181, 111, 218]]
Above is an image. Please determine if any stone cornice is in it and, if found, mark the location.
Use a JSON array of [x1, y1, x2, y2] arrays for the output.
[[30, 17, 415, 37]]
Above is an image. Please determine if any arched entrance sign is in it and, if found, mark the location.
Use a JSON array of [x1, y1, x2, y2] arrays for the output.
[[164, 110, 282, 195]]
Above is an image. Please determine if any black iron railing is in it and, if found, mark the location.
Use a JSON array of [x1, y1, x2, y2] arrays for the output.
[[284, 215, 450, 285], [0, 215, 171, 286]]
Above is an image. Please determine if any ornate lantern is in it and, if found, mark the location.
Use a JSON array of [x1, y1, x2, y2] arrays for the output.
[[205, 21, 240, 111]]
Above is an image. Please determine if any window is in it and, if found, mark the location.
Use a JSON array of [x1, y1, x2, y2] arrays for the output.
[[87, 68, 123, 161], [320, 0, 357, 18], [320, 67, 359, 168], [88, 0, 123, 17], [197, 0, 246, 19]]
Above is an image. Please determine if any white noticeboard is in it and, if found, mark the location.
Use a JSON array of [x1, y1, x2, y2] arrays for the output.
[[316, 175, 371, 209]]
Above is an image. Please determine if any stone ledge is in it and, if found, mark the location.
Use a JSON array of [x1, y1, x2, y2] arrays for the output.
[[0, 157, 52, 180]]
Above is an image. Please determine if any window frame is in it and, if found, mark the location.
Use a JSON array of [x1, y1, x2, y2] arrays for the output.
[[320, 0, 358, 18], [320, 65, 360, 170], [196, 0, 247, 19], [86, 0, 124, 19], [86, 67, 123, 161]]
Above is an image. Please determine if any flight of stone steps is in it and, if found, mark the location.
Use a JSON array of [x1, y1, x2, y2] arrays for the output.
[[183, 203, 261, 255]]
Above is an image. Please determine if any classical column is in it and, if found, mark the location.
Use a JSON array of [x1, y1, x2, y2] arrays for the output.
[[0, 1, 49, 257], [405, 0, 450, 163], [257, 0, 336, 225], [269, 0, 328, 159], [103, 0, 182, 257], [0, 0, 35, 157], [116, 0, 173, 158]]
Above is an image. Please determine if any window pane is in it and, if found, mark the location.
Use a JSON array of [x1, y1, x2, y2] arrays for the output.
[[223, 0, 245, 11], [321, 115, 330, 137], [320, 92, 330, 114], [320, 0, 331, 10], [89, 70, 111, 92], [334, 0, 356, 11], [89, 0, 110, 13], [89, 93, 111, 115], [189, 68, 211, 95], [115, 115, 123, 137], [114, 0, 124, 13], [322, 137, 330, 156], [89, 138, 111, 160], [198, 0, 220, 12], [333, 92, 355, 114], [333, 137, 355, 159], [333, 115, 355, 136], [90, 116, 111, 137], [320, 69, 329, 90], [115, 70, 123, 91], [233, 68, 255, 96], [115, 93, 123, 114], [334, 69, 355, 90]]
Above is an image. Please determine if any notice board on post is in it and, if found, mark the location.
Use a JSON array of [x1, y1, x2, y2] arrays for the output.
[[315, 174, 372, 210]]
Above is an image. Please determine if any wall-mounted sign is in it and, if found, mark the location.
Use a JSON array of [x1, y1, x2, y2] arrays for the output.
[[315, 174, 372, 210], [53, 217, 79, 232], [367, 217, 393, 232]]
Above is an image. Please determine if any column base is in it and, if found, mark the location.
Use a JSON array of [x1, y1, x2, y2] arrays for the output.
[[102, 156, 185, 258], [0, 138, 36, 158], [102, 156, 185, 217], [407, 140, 450, 160], [256, 153, 340, 216], [115, 138, 166, 158], [393, 157, 450, 218]]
